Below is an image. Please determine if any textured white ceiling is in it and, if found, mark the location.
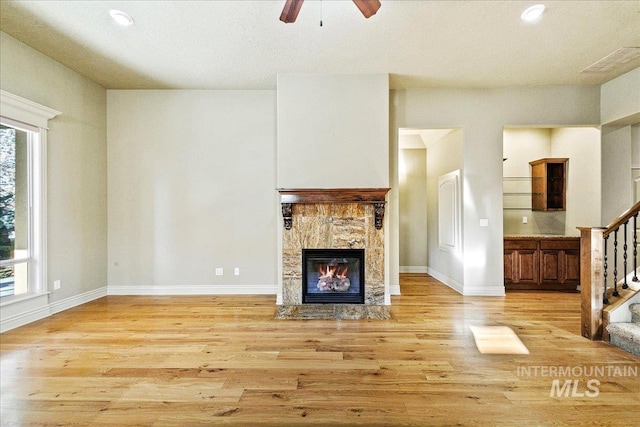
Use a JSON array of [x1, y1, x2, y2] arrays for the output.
[[1, 0, 639, 90]]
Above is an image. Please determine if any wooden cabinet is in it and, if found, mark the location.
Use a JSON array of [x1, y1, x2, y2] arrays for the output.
[[539, 239, 581, 287], [529, 158, 568, 211], [504, 239, 538, 285], [504, 236, 579, 292]]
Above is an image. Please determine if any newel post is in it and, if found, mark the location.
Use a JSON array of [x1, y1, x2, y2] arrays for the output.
[[578, 227, 606, 340]]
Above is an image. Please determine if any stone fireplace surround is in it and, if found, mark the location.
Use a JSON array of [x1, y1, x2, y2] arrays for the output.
[[276, 188, 391, 320]]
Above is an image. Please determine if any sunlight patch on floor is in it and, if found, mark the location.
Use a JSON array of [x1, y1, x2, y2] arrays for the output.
[[470, 326, 530, 354]]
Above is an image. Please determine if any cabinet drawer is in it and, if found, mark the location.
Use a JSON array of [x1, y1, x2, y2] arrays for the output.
[[539, 239, 579, 250], [504, 240, 538, 250]]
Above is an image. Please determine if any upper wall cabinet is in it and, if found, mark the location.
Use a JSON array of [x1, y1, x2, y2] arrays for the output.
[[529, 158, 568, 211]]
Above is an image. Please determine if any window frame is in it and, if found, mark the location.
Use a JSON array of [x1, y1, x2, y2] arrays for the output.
[[0, 90, 60, 305]]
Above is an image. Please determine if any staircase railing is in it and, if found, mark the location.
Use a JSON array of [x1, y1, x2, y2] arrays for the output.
[[579, 200, 640, 340]]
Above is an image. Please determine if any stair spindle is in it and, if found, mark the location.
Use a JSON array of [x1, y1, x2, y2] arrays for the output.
[[634, 213, 639, 282], [604, 235, 609, 305], [613, 228, 619, 297], [623, 222, 629, 289]]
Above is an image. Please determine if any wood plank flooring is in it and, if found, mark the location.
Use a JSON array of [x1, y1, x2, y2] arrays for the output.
[[1, 274, 639, 426]]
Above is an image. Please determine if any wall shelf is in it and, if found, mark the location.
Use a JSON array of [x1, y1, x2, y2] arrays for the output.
[[503, 177, 542, 180], [503, 177, 539, 210], [529, 158, 568, 211]]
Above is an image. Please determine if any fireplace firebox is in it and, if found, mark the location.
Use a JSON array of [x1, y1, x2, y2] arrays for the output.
[[302, 249, 365, 304]]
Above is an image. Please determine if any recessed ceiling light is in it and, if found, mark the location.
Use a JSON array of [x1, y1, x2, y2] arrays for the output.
[[521, 4, 545, 22], [109, 9, 134, 26]]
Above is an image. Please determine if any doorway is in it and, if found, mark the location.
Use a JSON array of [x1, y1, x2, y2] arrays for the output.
[[398, 128, 463, 288]]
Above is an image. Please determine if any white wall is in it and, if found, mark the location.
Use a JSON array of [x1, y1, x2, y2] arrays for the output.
[[426, 129, 463, 289], [0, 31, 108, 329], [601, 68, 640, 125], [600, 68, 640, 223], [632, 125, 640, 169], [399, 148, 427, 270], [503, 128, 551, 172], [277, 74, 389, 188], [107, 90, 277, 293], [390, 86, 600, 295], [602, 125, 633, 224], [633, 125, 640, 203], [550, 127, 601, 233]]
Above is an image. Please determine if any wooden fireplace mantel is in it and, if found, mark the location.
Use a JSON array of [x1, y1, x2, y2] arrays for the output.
[[277, 188, 390, 230]]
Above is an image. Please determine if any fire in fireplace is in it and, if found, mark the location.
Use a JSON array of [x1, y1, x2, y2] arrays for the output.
[[302, 249, 365, 304]]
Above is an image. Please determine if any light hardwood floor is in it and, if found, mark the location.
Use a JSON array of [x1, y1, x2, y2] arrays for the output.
[[1, 274, 639, 426]]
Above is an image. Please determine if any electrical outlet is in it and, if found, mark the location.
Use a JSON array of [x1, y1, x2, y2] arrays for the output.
[[215, 268, 223, 276], [523, 216, 528, 224], [234, 268, 240, 276], [479, 218, 489, 227], [53, 280, 61, 290]]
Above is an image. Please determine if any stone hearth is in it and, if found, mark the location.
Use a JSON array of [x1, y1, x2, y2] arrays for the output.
[[276, 189, 391, 320]]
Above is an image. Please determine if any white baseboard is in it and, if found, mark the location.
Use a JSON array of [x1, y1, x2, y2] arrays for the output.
[[1, 287, 107, 333], [108, 284, 277, 295], [0, 304, 50, 333], [426, 268, 505, 296], [49, 287, 107, 314], [389, 284, 401, 295], [399, 266, 428, 274], [426, 267, 464, 295], [462, 285, 505, 296]]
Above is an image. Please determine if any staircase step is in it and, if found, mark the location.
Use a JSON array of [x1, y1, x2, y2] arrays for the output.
[[631, 303, 640, 324], [606, 322, 640, 357]]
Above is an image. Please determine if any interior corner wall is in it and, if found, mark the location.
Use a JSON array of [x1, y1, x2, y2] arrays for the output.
[[107, 90, 277, 293], [426, 129, 463, 289], [389, 86, 600, 296], [399, 148, 427, 270], [0, 32, 108, 303], [277, 74, 389, 189]]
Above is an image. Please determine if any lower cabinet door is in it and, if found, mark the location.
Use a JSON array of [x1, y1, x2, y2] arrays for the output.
[[516, 249, 538, 284], [540, 249, 580, 290], [540, 250, 561, 283]]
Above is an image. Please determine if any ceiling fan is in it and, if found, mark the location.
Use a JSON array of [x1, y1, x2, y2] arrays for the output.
[[280, 0, 381, 23]]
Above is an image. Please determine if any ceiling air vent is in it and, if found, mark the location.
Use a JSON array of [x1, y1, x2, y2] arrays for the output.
[[582, 47, 640, 73]]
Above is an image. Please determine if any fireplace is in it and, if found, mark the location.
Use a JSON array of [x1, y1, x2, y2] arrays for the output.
[[302, 249, 365, 304], [276, 188, 391, 320]]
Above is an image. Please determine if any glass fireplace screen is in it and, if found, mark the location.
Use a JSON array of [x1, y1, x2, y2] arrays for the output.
[[302, 248, 365, 304]]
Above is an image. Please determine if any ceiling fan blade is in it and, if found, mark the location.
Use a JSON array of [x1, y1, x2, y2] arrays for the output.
[[280, 0, 304, 23], [352, 0, 381, 19]]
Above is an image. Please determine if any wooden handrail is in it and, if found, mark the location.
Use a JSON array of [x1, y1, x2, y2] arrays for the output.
[[604, 200, 640, 237]]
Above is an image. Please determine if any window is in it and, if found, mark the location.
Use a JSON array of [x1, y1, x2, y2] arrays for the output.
[[0, 125, 31, 298], [0, 90, 60, 303]]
